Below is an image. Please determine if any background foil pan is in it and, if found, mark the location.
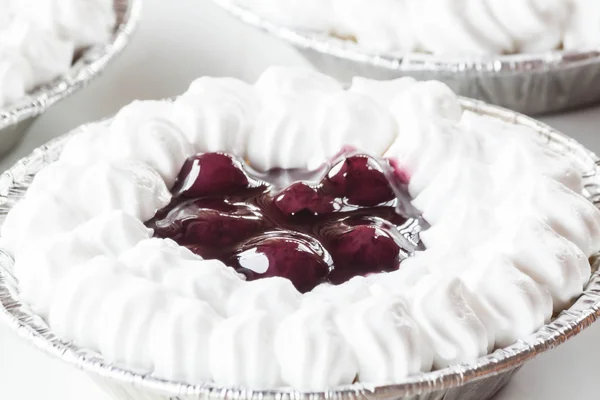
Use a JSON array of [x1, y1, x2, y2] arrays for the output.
[[210, 0, 600, 116], [0, 0, 141, 158], [0, 99, 599, 400]]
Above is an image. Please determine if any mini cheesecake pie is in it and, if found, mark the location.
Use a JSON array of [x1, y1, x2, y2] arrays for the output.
[[0, 0, 116, 107], [3, 67, 599, 390], [236, 0, 600, 55]]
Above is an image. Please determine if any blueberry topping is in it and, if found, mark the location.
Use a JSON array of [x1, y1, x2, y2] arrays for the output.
[[148, 150, 418, 293]]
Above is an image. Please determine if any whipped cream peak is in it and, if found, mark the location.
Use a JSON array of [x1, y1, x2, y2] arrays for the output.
[[210, 311, 282, 388], [110, 100, 179, 136], [241, 0, 593, 54], [238, 0, 335, 32], [227, 277, 302, 319], [28, 157, 172, 226], [47, 256, 125, 349], [77, 160, 172, 221], [349, 76, 417, 108], [508, 217, 592, 311], [303, 277, 371, 308], [408, 0, 513, 55], [336, 295, 432, 383], [275, 305, 358, 390], [150, 296, 222, 382], [0, 0, 14, 29], [0, 49, 33, 107], [14, 0, 116, 48], [15, 211, 151, 316], [389, 80, 462, 123], [115, 117, 195, 187], [412, 156, 493, 223], [485, 0, 570, 53], [387, 118, 471, 197], [173, 77, 257, 156], [409, 274, 490, 369], [119, 238, 202, 281], [59, 122, 111, 164], [62, 111, 195, 189], [313, 90, 397, 161], [255, 66, 342, 100], [0, 19, 74, 87], [365, 257, 431, 294], [71, 211, 152, 258], [535, 177, 600, 257], [95, 273, 168, 370], [565, 0, 600, 50], [461, 255, 553, 348], [1, 195, 85, 256], [161, 262, 244, 317], [246, 93, 323, 171], [334, 0, 417, 53]]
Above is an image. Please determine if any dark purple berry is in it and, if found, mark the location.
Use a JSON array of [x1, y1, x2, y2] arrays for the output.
[[274, 182, 336, 215], [228, 231, 332, 293], [173, 153, 252, 198], [326, 224, 401, 284], [153, 198, 268, 253], [323, 155, 395, 206]]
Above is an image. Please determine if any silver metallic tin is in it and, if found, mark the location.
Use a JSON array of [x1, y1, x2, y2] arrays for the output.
[[0, 0, 141, 157], [0, 99, 599, 400], [210, 0, 600, 116]]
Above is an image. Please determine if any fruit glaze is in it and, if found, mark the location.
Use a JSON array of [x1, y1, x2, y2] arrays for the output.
[[149, 151, 420, 293]]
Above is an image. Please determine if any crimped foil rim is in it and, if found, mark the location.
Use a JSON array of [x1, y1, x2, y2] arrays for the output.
[[0, 0, 142, 130], [209, 0, 600, 75], [0, 99, 599, 399]]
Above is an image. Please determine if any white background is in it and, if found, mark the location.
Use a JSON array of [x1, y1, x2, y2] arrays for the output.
[[1, 0, 600, 398]]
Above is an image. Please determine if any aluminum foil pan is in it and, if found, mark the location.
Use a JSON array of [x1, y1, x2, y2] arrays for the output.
[[0, 0, 141, 157], [0, 99, 599, 400], [210, 0, 600, 116]]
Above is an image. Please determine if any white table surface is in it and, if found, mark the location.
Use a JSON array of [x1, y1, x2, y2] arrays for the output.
[[1, 1, 600, 399]]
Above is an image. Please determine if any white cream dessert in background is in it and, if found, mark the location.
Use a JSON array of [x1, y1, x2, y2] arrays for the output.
[[3, 66, 600, 390], [236, 0, 600, 55], [0, 0, 116, 107]]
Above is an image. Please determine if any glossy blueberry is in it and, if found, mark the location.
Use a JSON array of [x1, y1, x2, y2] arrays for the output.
[[153, 198, 268, 251], [323, 154, 395, 206], [228, 231, 331, 293], [326, 224, 401, 284], [173, 153, 252, 198]]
